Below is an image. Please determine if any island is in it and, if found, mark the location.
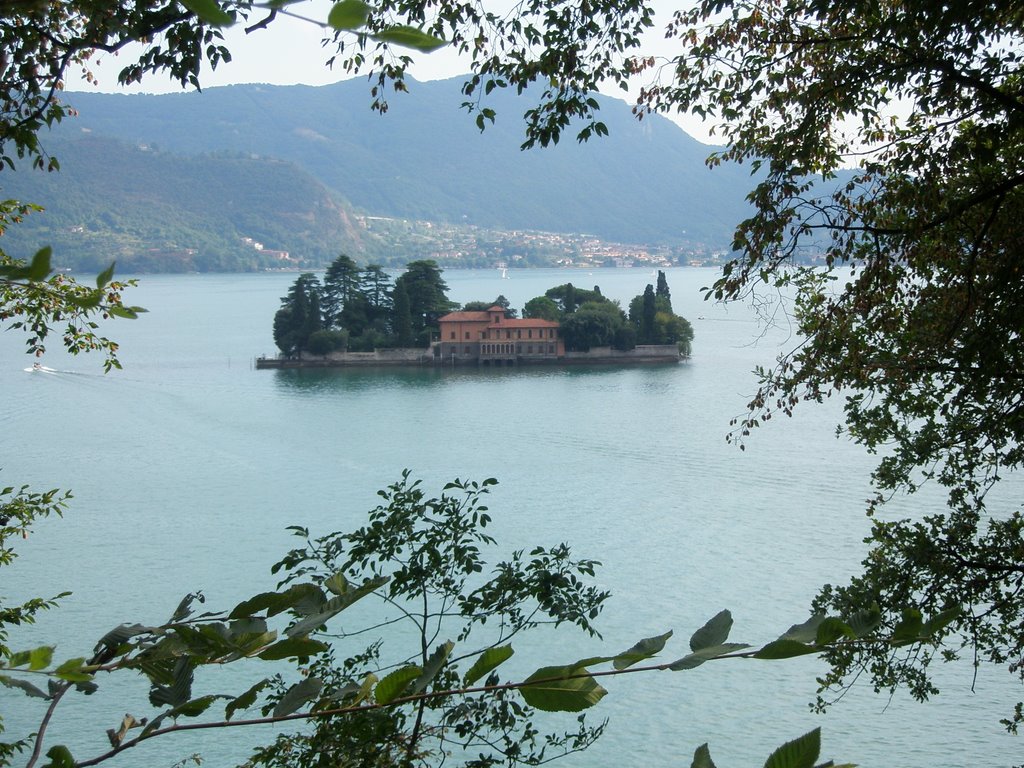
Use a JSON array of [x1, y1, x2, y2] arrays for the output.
[[256, 258, 692, 369]]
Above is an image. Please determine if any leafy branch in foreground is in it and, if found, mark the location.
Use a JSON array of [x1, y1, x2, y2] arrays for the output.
[[0, 199, 144, 372], [1, 474, 961, 768]]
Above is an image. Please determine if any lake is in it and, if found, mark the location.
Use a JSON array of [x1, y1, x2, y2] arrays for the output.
[[2, 267, 1018, 767]]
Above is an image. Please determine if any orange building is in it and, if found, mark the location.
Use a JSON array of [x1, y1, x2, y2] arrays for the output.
[[436, 305, 563, 365]]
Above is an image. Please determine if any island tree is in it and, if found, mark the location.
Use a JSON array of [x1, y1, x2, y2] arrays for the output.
[[627, 272, 694, 354], [273, 273, 323, 357], [392, 260, 456, 345]]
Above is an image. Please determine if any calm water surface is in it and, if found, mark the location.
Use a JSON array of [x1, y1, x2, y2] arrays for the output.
[[2, 268, 1018, 767]]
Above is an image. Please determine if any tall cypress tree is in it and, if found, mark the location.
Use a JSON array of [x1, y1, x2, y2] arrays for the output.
[[655, 270, 672, 313]]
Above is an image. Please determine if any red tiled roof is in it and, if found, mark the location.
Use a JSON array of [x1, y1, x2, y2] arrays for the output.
[[438, 311, 559, 329], [438, 311, 492, 322]]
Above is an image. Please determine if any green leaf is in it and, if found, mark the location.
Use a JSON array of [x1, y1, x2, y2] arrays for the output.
[[356, 672, 377, 704], [692, 743, 718, 768], [763, 728, 821, 768], [613, 630, 673, 670], [41, 745, 75, 768], [149, 658, 194, 708], [7, 647, 52, 671], [846, 605, 882, 638], [257, 637, 328, 661], [169, 694, 222, 718], [273, 677, 323, 717], [229, 583, 324, 620], [690, 610, 733, 651], [464, 644, 514, 685], [779, 614, 825, 644], [108, 305, 139, 319], [815, 618, 855, 646], [68, 291, 102, 310], [95, 261, 116, 289], [95, 623, 151, 656], [179, 0, 234, 26], [923, 605, 962, 637], [519, 665, 607, 712], [669, 642, 750, 670], [371, 25, 447, 52], [409, 641, 453, 695], [226, 678, 271, 720], [375, 664, 421, 704], [285, 575, 389, 637], [0, 674, 49, 698], [54, 657, 93, 683], [324, 571, 349, 596], [27, 247, 52, 281], [752, 639, 818, 660], [892, 608, 924, 646], [327, 0, 370, 30]]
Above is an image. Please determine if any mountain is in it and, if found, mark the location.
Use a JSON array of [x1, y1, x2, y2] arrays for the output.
[[0, 77, 761, 271], [54, 78, 752, 241], [0, 134, 381, 272]]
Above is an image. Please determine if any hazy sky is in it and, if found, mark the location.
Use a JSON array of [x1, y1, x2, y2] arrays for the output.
[[68, 1, 718, 144]]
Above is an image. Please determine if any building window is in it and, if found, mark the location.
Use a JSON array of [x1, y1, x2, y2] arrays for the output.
[[449, 331, 455, 339], [528, 329, 533, 339], [465, 331, 470, 340], [549, 344, 555, 354], [527, 345, 533, 354], [465, 346, 471, 354], [517, 330, 522, 339]]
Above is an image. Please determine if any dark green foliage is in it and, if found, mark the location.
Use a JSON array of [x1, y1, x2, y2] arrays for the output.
[[640, 284, 656, 344], [625, 281, 692, 352], [259, 473, 609, 767], [306, 330, 349, 356], [360, 265, 393, 323], [493, 295, 517, 319], [322, 254, 363, 329], [391, 281, 414, 348], [522, 296, 560, 321], [544, 284, 607, 315], [392, 260, 455, 342], [655, 270, 671, 310], [560, 302, 626, 352], [613, 325, 637, 352], [273, 274, 322, 356]]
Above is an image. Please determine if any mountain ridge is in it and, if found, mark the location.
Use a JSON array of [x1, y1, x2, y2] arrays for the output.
[[58, 77, 753, 241], [0, 77, 757, 271]]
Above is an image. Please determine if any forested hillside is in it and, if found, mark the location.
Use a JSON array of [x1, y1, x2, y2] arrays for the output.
[[55, 78, 753, 246], [0, 135, 376, 272]]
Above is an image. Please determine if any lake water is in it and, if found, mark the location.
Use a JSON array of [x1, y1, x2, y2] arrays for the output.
[[2, 268, 1018, 767]]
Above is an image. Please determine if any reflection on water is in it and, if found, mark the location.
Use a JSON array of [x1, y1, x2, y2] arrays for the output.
[[270, 362, 661, 394]]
